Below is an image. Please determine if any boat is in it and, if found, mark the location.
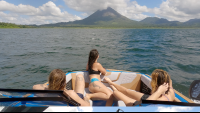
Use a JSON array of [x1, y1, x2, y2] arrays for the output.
[[0, 69, 199, 112], [64, 69, 194, 106]]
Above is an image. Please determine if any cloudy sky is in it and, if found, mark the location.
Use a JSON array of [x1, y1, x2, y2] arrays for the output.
[[0, 0, 200, 25]]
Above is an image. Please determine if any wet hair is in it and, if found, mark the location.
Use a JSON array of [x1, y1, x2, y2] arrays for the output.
[[88, 49, 99, 70], [151, 69, 171, 94], [48, 69, 66, 90]]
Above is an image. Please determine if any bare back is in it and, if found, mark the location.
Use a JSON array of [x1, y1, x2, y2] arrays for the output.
[[88, 62, 106, 81], [33, 84, 48, 90], [157, 80, 175, 101]]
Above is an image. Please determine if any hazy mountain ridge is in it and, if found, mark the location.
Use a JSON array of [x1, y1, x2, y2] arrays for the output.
[[3, 7, 199, 28], [38, 7, 200, 28]]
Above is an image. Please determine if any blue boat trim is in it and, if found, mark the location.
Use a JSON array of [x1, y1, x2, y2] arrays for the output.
[[175, 94, 188, 103]]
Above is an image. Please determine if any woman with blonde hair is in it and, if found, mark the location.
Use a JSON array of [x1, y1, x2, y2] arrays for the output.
[[104, 69, 178, 106], [85, 49, 114, 106], [33, 69, 90, 106]]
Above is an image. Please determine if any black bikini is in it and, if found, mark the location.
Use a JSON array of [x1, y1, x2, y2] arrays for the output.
[[77, 93, 84, 99], [88, 68, 101, 75]]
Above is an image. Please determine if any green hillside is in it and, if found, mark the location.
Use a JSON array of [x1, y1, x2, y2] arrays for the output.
[[139, 17, 183, 27], [0, 22, 34, 28]]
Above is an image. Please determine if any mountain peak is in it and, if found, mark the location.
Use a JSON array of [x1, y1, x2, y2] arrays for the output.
[[106, 7, 115, 11], [39, 7, 138, 27], [94, 7, 121, 18], [74, 6, 132, 25], [97, 7, 115, 11]]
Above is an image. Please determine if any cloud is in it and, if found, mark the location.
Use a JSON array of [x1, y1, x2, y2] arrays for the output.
[[156, 107, 193, 112], [81, 13, 89, 17], [0, 1, 81, 25], [151, 0, 200, 22], [64, 0, 149, 21], [64, 0, 200, 22], [1, 0, 200, 24], [167, 0, 200, 15], [0, 1, 37, 15]]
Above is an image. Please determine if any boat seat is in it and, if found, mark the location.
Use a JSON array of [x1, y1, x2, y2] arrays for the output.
[[83, 87, 137, 107], [71, 71, 142, 106]]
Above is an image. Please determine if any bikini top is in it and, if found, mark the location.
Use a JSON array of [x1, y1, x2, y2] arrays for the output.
[[88, 68, 101, 75]]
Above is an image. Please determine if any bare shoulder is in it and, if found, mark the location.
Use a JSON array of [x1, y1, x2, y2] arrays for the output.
[[94, 62, 102, 67], [64, 90, 76, 96], [169, 87, 175, 95], [33, 84, 47, 90]]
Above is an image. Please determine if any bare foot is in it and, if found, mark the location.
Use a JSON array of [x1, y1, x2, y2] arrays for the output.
[[84, 94, 91, 105], [104, 77, 112, 85], [110, 85, 118, 91]]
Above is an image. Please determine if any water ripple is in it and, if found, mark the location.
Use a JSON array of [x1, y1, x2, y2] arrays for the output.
[[0, 28, 200, 98]]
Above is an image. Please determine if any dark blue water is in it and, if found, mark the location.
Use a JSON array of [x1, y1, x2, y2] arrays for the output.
[[0, 28, 200, 98]]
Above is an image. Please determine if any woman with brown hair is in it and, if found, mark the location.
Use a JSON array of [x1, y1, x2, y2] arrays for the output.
[[33, 69, 90, 106], [85, 49, 114, 106], [104, 69, 178, 106]]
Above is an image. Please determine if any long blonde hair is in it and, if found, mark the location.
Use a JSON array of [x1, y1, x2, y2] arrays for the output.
[[48, 69, 66, 90], [151, 69, 171, 94]]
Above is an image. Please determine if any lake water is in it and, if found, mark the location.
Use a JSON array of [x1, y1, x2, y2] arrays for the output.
[[0, 28, 200, 98]]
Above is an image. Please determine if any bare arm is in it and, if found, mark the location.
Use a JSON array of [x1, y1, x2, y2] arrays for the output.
[[97, 63, 106, 75], [169, 79, 176, 101], [170, 79, 173, 88], [147, 83, 169, 100]]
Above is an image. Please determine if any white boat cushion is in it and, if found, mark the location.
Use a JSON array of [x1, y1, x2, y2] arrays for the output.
[[141, 74, 152, 89], [100, 72, 121, 82], [114, 72, 138, 85], [66, 73, 72, 83]]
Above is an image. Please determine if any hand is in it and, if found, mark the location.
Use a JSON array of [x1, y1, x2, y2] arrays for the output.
[[157, 83, 169, 94]]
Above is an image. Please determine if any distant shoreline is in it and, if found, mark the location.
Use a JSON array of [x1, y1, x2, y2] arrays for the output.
[[1, 27, 200, 29]]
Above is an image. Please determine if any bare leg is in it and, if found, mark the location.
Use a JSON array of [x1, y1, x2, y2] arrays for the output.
[[104, 77, 144, 101], [74, 74, 90, 105], [86, 92, 114, 106], [86, 93, 109, 100], [88, 81, 114, 106], [110, 85, 136, 106], [74, 74, 85, 94]]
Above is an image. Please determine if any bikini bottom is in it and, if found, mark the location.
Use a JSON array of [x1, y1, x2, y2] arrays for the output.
[[90, 78, 99, 83], [133, 94, 150, 106], [77, 93, 84, 99]]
